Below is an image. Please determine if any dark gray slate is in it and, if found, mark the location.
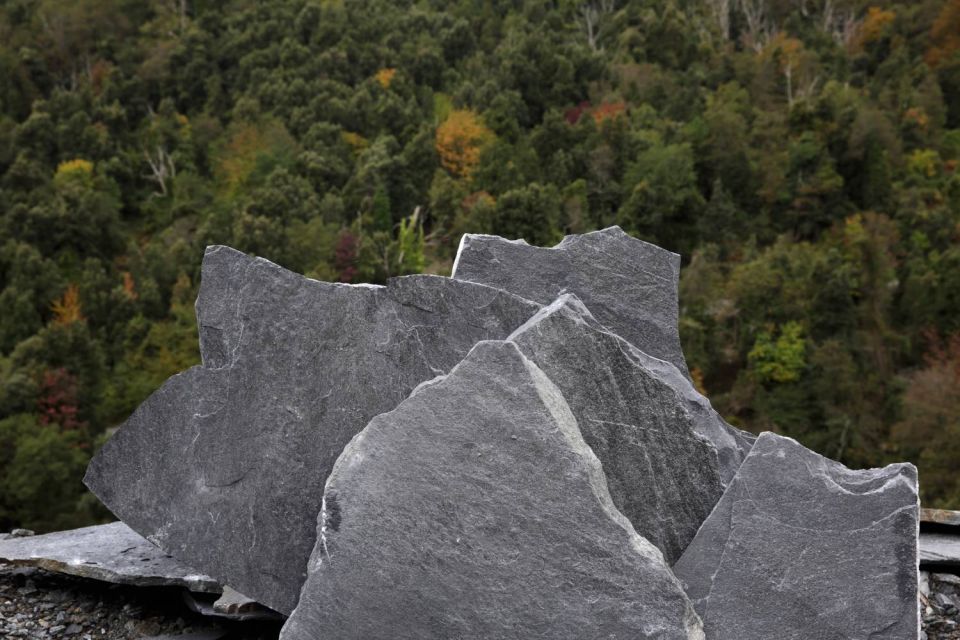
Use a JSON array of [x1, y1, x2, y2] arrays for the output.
[[673, 432, 919, 640], [0, 522, 220, 593], [453, 226, 691, 379], [85, 245, 540, 615], [280, 341, 704, 640], [507, 295, 752, 562]]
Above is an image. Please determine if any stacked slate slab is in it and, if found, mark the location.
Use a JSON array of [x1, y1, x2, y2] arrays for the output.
[[84, 228, 921, 639]]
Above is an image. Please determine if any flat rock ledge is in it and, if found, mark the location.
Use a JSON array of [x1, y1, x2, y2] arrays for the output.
[[0, 523, 219, 594]]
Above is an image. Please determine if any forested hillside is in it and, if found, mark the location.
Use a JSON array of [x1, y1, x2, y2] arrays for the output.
[[0, 0, 958, 531]]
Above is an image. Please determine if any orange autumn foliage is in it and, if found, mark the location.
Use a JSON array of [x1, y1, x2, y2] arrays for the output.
[[925, 0, 960, 67], [435, 110, 494, 178], [122, 272, 138, 301], [51, 284, 84, 325], [592, 101, 627, 124], [852, 6, 896, 52]]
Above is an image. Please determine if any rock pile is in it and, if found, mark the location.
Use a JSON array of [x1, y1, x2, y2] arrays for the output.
[[83, 228, 920, 639], [0, 563, 281, 640]]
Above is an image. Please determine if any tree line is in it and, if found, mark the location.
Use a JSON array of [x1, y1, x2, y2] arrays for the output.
[[0, 0, 958, 531]]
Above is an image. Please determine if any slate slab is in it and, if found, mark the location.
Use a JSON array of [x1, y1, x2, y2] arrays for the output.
[[85, 245, 541, 615], [921, 533, 960, 569], [507, 295, 752, 562], [673, 432, 919, 640], [0, 522, 220, 593], [280, 341, 704, 640], [453, 226, 691, 379]]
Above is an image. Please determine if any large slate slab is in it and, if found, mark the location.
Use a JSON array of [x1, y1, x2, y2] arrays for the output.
[[280, 341, 704, 640], [507, 295, 752, 563], [453, 226, 691, 379], [85, 245, 541, 615], [0, 522, 219, 593], [673, 432, 919, 640]]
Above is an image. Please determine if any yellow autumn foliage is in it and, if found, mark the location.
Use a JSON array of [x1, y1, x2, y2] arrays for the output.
[[435, 110, 494, 179], [375, 68, 397, 88], [51, 284, 84, 325], [55, 159, 94, 178]]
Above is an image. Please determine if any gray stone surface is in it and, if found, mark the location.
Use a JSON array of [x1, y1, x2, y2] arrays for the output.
[[453, 226, 691, 379], [281, 341, 704, 640], [85, 245, 540, 615], [921, 533, 960, 569], [506, 295, 752, 563], [673, 432, 919, 640], [0, 522, 220, 593]]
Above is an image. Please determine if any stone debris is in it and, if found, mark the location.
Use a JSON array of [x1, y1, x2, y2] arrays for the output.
[[673, 431, 919, 640], [213, 586, 262, 616], [280, 341, 703, 640], [506, 294, 751, 562], [182, 589, 283, 622], [84, 245, 540, 615], [453, 226, 692, 379], [0, 563, 280, 640], [922, 571, 960, 639], [0, 522, 220, 594]]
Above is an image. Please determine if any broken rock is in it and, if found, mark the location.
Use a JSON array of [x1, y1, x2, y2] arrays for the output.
[[281, 341, 704, 640], [0, 522, 219, 593], [507, 295, 752, 562], [673, 432, 919, 640], [85, 245, 540, 615], [453, 226, 691, 379]]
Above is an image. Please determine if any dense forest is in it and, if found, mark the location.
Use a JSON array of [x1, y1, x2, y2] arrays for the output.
[[0, 0, 958, 531]]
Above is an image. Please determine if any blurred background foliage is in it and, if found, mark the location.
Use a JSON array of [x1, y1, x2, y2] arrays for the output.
[[0, 0, 958, 531]]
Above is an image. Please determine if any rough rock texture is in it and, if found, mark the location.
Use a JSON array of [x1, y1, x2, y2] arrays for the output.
[[85, 245, 541, 615], [506, 295, 752, 562], [0, 523, 219, 593], [922, 571, 960, 639], [453, 226, 691, 379], [281, 341, 704, 640], [673, 432, 919, 640]]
